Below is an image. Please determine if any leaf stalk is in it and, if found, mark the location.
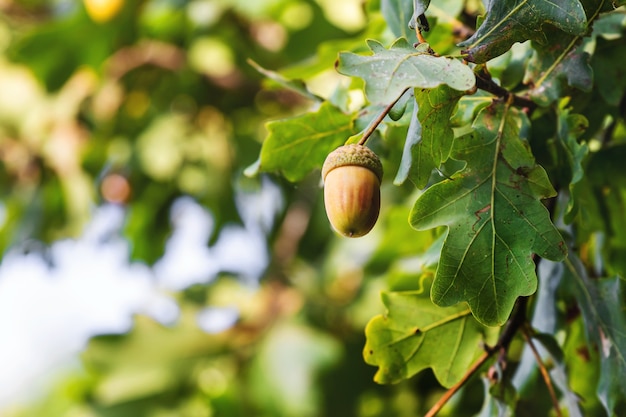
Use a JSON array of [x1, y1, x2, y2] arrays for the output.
[[357, 87, 410, 146], [424, 296, 529, 416], [522, 325, 563, 417]]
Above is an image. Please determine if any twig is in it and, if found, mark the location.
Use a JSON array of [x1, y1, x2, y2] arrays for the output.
[[497, 296, 529, 350], [474, 68, 536, 112], [424, 297, 529, 416], [357, 88, 409, 146], [358, 45, 540, 148], [522, 326, 563, 417], [416, 28, 428, 44], [424, 350, 490, 417]]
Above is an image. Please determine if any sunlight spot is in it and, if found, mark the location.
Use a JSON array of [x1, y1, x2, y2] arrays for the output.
[[317, 0, 365, 31], [188, 37, 235, 78]]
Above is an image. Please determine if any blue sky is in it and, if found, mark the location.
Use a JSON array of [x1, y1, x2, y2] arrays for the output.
[[0, 178, 282, 408]]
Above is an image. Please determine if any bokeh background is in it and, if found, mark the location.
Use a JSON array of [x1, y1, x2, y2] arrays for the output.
[[0, 1, 458, 416]]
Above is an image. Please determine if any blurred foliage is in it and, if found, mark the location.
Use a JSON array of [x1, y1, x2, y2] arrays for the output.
[[0, 0, 450, 416]]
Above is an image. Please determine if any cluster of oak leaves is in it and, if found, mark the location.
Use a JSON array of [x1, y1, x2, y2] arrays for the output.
[[252, 0, 626, 415]]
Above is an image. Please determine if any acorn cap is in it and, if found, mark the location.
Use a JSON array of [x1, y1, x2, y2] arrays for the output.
[[322, 144, 383, 182]]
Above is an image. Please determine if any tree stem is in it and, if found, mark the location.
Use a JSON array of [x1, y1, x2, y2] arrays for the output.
[[522, 326, 563, 417], [424, 350, 490, 417], [357, 88, 409, 146], [474, 68, 536, 112], [424, 297, 528, 416]]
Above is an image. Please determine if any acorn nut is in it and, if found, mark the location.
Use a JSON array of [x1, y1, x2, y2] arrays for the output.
[[322, 144, 383, 237]]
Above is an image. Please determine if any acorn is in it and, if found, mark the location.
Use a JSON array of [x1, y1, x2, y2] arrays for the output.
[[322, 144, 383, 237]]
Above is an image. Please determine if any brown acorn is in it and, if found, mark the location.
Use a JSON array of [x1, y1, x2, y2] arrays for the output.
[[322, 144, 383, 237]]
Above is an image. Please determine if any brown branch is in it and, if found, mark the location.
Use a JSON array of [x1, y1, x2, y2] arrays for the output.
[[357, 88, 409, 146], [416, 28, 428, 44], [522, 326, 563, 417], [497, 296, 529, 350], [424, 350, 490, 417], [424, 297, 529, 416], [474, 68, 536, 112]]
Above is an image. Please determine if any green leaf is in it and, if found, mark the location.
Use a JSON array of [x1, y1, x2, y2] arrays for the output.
[[555, 105, 589, 223], [393, 101, 420, 186], [410, 0, 431, 31], [364, 288, 495, 387], [388, 89, 414, 121], [524, 30, 593, 106], [591, 10, 626, 41], [460, 0, 587, 63], [557, 108, 588, 188], [257, 102, 356, 182], [602, 195, 626, 277], [247, 59, 322, 102], [410, 103, 567, 326], [412, 0, 431, 19], [583, 148, 626, 276], [564, 142, 615, 242], [381, 0, 419, 42], [563, 316, 604, 415], [424, 0, 464, 24], [477, 375, 517, 417], [486, 42, 533, 91], [337, 38, 475, 104], [564, 258, 626, 415], [450, 91, 493, 126], [405, 85, 465, 189], [587, 144, 626, 187], [592, 38, 626, 107], [476, 376, 516, 417]]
